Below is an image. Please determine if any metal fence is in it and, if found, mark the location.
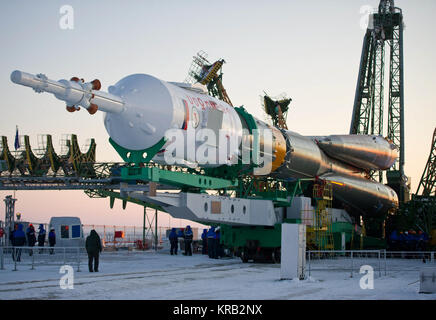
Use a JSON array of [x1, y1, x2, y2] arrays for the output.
[[3, 246, 434, 275], [82, 225, 202, 246], [82, 224, 168, 248], [0, 246, 86, 271], [306, 250, 436, 278], [0, 221, 203, 250], [0, 241, 203, 272]]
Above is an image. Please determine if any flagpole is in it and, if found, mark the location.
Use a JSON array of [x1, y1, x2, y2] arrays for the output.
[[13, 125, 19, 199]]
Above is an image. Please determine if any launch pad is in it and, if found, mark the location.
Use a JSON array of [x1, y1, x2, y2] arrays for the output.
[[1, 0, 435, 262]]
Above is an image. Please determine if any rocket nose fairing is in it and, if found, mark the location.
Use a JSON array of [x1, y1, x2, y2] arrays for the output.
[[103, 74, 177, 151]]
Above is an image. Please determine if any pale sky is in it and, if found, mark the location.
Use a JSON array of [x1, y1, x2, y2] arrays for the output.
[[0, 0, 435, 228]]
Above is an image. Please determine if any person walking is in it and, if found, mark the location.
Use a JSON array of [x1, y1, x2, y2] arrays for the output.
[[169, 228, 178, 255], [201, 229, 208, 255], [37, 224, 46, 254], [183, 225, 193, 256], [86, 229, 102, 272], [26, 224, 37, 256], [48, 228, 56, 254], [11, 224, 26, 262]]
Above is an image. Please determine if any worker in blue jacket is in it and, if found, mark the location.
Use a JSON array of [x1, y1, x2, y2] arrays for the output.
[[48, 228, 56, 254], [26, 224, 37, 256], [201, 229, 208, 255], [9, 223, 17, 245], [37, 224, 46, 253], [11, 224, 26, 262], [169, 228, 178, 255], [215, 226, 223, 258], [183, 225, 193, 256], [207, 227, 217, 259]]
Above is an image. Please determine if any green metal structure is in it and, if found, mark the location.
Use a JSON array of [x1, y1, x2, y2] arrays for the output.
[[389, 128, 436, 239], [350, 0, 407, 202], [416, 128, 436, 198], [0, 134, 96, 177]]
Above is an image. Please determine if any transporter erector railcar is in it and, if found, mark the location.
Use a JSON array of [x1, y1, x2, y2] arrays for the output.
[[11, 70, 399, 258]]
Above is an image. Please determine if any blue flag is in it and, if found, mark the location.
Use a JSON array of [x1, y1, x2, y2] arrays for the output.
[[14, 126, 20, 150]]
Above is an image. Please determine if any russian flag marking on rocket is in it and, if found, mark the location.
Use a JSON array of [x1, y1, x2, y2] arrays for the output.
[[181, 99, 189, 130]]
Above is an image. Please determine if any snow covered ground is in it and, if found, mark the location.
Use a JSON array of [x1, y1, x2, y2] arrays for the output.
[[0, 249, 435, 300]]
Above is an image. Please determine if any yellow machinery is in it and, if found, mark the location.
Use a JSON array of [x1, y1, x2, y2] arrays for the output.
[[307, 181, 334, 250]]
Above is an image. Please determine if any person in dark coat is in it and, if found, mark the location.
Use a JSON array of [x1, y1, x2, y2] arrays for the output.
[[37, 224, 46, 253], [169, 228, 178, 255], [207, 226, 217, 259], [26, 224, 37, 256], [183, 226, 193, 256], [11, 224, 26, 262], [9, 223, 18, 246], [48, 228, 56, 254], [201, 229, 208, 255], [215, 226, 223, 258], [86, 229, 102, 272]]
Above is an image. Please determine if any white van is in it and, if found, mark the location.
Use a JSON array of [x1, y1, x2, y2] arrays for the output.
[[49, 217, 85, 247]]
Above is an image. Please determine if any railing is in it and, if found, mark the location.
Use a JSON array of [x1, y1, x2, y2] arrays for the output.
[[0, 246, 86, 271], [306, 250, 436, 278], [0, 221, 204, 249], [0, 241, 198, 271]]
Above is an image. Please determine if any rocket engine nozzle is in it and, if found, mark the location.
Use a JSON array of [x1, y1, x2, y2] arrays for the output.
[[10, 70, 124, 114]]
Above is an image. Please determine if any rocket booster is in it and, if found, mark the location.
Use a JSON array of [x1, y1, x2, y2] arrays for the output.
[[10, 70, 399, 217]]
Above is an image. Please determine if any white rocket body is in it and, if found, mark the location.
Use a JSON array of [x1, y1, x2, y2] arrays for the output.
[[104, 74, 244, 167]]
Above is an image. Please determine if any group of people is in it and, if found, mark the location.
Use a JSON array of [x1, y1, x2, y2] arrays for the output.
[[168, 225, 224, 259], [388, 230, 429, 251], [169, 225, 193, 256], [9, 222, 102, 273], [9, 223, 56, 261], [202, 226, 224, 259]]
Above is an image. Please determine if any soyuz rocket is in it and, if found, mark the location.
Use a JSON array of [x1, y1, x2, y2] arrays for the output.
[[10, 70, 399, 217]]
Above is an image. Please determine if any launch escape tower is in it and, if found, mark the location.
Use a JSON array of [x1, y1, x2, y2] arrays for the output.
[[350, 0, 407, 202]]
